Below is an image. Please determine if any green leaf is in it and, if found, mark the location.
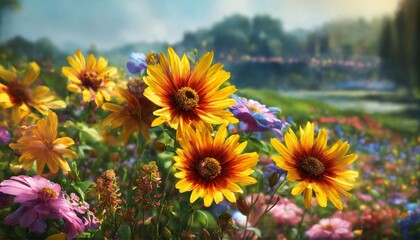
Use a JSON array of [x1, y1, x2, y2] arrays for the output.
[[70, 183, 85, 200], [195, 210, 209, 228], [117, 225, 132, 239]]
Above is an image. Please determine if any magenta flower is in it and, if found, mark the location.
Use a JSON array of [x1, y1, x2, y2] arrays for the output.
[[0, 127, 10, 144], [270, 198, 303, 226], [229, 95, 289, 139], [0, 175, 85, 239], [306, 218, 354, 240], [65, 192, 100, 230]]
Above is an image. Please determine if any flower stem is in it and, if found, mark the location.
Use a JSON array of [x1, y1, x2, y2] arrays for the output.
[[295, 207, 307, 240], [253, 179, 287, 227]]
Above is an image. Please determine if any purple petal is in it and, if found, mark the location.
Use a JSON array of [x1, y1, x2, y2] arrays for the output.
[[19, 208, 37, 228], [28, 218, 47, 233]]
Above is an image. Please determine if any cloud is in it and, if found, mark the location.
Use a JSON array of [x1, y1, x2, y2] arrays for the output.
[[1, 0, 400, 50]]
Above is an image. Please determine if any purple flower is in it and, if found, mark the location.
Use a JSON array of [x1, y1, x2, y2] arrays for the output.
[[230, 95, 289, 139], [0, 127, 10, 144], [0, 175, 85, 239], [126, 52, 147, 74]]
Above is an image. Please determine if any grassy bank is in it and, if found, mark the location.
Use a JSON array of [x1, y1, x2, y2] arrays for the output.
[[237, 88, 419, 137]]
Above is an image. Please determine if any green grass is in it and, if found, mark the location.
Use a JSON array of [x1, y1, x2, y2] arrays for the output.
[[237, 88, 419, 136]]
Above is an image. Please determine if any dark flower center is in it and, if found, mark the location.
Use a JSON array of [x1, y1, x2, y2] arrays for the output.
[[39, 187, 58, 200], [174, 87, 199, 111], [8, 81, 33, 105], [300, 157, 325, 178], [196, 157, 221, 180], [81, 71, 103, 91]]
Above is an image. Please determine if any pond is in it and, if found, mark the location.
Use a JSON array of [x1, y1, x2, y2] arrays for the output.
[[278, 90, 417, 114]]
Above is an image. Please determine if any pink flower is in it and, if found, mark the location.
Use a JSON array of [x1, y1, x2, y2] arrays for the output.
[[306, 218, 353, 239], [270, 198, 303, 226], [0, 175, 85, 239]]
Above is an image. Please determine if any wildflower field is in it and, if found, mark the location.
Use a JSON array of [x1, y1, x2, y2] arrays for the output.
[[0, 47, 419, 240]]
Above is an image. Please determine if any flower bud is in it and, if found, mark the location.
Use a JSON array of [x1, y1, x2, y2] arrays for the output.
[[217, 213, 233, 230], [236, 196, 250, 216], [163, 227, 172, 238], [153, 141, 166, 152], [202, 229, 211, 240], [111, 153, 120, 163], [268, 172, 280, 188]]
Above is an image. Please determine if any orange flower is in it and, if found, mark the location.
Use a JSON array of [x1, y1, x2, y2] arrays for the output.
[[9, 111, 77, 174], [0, 62, 66, 123], [102, 79, 158, 143], [271, 122, 358, 210], [62, 49, 117, 106], [143, 48, 237, 136], [174, 124, 258, 207]]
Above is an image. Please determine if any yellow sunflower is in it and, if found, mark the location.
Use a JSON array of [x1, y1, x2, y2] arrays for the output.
[[270, 122, 358, 210], [0, 62, 66, 123], [62, 49, 117, 106], [143, 47, 238, 135], [102, 80, 158, 143], [174, 124, 259, 207], [9, 111, 78, 174]]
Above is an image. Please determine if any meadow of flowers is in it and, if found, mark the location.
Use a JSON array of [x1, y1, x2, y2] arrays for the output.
[[0, 47, 418, 240]]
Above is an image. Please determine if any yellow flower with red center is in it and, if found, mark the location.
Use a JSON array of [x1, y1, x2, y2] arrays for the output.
[[270, 122, 358, 210], [9, 111, 77, 174], [102, 80, 158, 143], [174, 124, 258, 207], [62, 49, 117, 106], [0, 62, 66, 123], [143, 48, 237, 137]]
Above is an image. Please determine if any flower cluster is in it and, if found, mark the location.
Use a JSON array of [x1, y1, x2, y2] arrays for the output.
[[5, 47, 417, 239]]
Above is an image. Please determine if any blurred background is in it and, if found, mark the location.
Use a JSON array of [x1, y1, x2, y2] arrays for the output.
[[0, 0, 419, 135]]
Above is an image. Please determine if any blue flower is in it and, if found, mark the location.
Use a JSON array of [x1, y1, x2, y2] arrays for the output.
[[229, 95, 289, 139], [126, 52, 147, 74], [399, 203, 420, 240]]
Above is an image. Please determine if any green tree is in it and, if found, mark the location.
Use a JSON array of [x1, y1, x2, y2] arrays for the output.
[[379, 0, 420, 96]]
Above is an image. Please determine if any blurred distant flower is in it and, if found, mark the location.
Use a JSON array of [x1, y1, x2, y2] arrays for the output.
[[0, 126, 10, 144], [399, 203, 420, 240], [9, 111, 77, 174], [306, 217, 353, 239], [126, 51, 159, 75], [174, 124, 258, 207], [271, 122, 359, 210], [62, 49, 117, 106], [127, 52, 147, 74], [102, 81, 158, 142], [230, 95, 289, 139], [0, 62, 66, 123], [143, 47, 237, 138], [355, 192, 373, 202], [270, 198, 303, 226], [0, 175, 84, 239]]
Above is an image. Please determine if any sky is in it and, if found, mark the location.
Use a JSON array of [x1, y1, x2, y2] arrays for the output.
[[1, 0, 401, 51]]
